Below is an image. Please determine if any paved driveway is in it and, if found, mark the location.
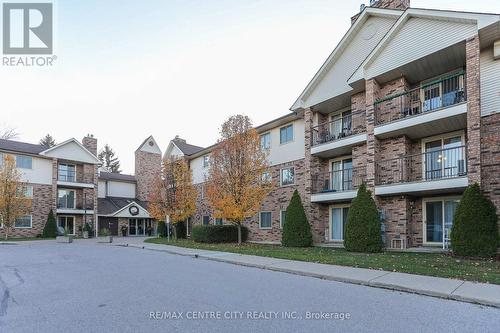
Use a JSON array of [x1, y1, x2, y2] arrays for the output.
[[1, 241, 499, 333]]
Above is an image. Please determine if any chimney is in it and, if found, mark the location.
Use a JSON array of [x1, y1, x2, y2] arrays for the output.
[[82, 134, 97, 156], [135, 136, 161, 201], [173, 135, 186, 144], [351, 0, 410, 24]]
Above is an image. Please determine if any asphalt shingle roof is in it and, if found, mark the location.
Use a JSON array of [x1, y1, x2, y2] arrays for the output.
[[99, 172, 136, 182], [97, 197, 148, 215], [0, 139, 46, 155], [173, 138, 204, 156]]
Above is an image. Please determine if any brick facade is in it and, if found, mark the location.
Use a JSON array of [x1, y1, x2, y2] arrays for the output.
[[135, 150, 161, 202]]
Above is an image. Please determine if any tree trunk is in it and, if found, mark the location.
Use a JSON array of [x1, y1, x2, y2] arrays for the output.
[[237, 223, 242, 245], [173, 223, 177, 240]]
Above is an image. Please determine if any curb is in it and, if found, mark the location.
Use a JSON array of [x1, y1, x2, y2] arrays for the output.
[[117, 243, 500, 309]]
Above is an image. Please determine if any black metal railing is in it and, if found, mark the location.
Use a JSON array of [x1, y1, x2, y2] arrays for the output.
[[376, 145, 467, 185], [312, 167, 366, 194], [375, 72, 466, 125], [312, 112, 365, 146]]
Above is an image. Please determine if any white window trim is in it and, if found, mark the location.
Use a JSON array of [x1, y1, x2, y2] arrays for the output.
[[23, 185, 33, 198], [14, 215, 32, 229], [15, 155, 33, 169], [214, 217, 224, 226], [202, 215, 210, 225], [260, 132, 271, 150], [279, 123, 294, 145], [58, 215, 76, 235], [261, 171, 272, 183], [58, 163, 77, 182], [202, 155, 210, 168], [328, 204, 350, 242], [259, 211, 272, 230], [58, 189, 77, 209], [422, 196, 460, 246], [279, 210, 286, 229], [421, 131, 465, 180], [280, 167, 295, 187]]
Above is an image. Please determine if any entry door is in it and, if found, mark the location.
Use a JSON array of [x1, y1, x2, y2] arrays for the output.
[[331, 207, 349, 241], [424, 199, 459, 245], [57, 216, 75, 235], [137, 219, 145, 236], [129, 219, 137, 236]]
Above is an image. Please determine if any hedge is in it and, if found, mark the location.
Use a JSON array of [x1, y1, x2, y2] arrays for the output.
[[174, 221, 187, 239], [192, 225, 248, 243], [282, 190, 313, 247], [451, 183, 499, 257]]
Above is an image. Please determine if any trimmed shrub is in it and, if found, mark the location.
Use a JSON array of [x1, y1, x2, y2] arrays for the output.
[[451, 183, 499, 257], [157, 221, 166, 237], [42, 209, 57, 238], [192, 225, 248, 243], [344, 183, 383, 253], [282, 190, 313, 247], [174, 221, 187, 239]]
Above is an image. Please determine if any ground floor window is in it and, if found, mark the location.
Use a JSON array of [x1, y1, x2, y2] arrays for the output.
[[214, 218, 223, 225], [58, 216, 75, 235], [202, 216, 210, 225], [259, 212, 272, 229], [128, 219, 153, 236], [423, 197, 459, 245], [280, 210, 286, 229], [330, 205, 349, 241], [15, 215, 32, 228]]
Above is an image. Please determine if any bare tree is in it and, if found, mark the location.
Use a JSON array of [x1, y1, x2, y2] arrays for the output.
[[0, 125, 19, 140]]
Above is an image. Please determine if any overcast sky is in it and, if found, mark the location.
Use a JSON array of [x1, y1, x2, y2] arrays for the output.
[[2, 0, 498, 173]]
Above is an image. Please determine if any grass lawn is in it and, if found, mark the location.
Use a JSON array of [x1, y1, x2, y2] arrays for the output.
[[145, 238, 500, 285]]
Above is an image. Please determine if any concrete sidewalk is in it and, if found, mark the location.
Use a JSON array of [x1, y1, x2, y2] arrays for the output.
[[117, 240, 500, 308]]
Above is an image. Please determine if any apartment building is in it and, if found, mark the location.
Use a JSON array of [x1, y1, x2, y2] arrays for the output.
[[164, 113, 306, 243], [0, 135, 161, 238], [0, 136, 100, 238], [291, 0, 500, 248]]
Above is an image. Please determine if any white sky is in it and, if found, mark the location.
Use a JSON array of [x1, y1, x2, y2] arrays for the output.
[[1, 0, 498, 173]]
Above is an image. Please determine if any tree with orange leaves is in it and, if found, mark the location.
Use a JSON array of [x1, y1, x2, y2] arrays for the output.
[[206, 115, 274, 244], [149, 157, 197, 239], [0, 155, 32, 240]]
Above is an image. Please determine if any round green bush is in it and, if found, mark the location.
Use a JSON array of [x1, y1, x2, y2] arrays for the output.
[[192, 224, 248, 243], [451, 183, 499, 257], [282, 190, 313, 247], [174, 221, 187, 239], [344, 183, 383, 253]]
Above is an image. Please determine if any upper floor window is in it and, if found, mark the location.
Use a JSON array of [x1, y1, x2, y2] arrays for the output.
[[16, 155, 32, 169], [17, 185, 33, 198], [58, 189, 75, 209], [280, 167, 295, 186], [202, 155, 209, 168], [279, 124, 293, 144], [58, 163, 76, 182], [260, 132, 271, 150], [261, 171, 272, 184]]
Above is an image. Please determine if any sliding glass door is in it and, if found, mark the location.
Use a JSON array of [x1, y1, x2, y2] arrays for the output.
[[331, 206, 349, 241], [331, 159, 353, 191], [424, 135, 464, 180], [424, 198, 459, 246]]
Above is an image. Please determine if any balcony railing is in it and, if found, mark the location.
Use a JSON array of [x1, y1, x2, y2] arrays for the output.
[[374, 72, 466, 125], [375, 145, 467, 185], [312, 167, 366, 194], [57, 204, 94, 210], [312, 111, 366, 146], [58, 169, 76, 182]]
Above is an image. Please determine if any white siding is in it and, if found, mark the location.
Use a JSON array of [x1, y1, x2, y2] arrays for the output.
[[480, 47, 500, 117], [170, 144, 184, 158], [305, 16, 397, 108], [366, 18, 476, 79], [138, 136, 161, 154], [266, 119, 305, 166], [98, 180, 106, 198], [16, 156, 52, 185], [43, 140, 98, 164], [107, 181, 136, 198], [190, 155, 208, 185]]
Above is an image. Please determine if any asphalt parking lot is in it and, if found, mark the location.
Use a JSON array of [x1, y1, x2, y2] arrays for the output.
[[1, 241, 499, 333]]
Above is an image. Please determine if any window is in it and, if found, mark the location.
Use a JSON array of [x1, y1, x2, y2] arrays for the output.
[[261, 171, 272, 183], [260, 133, 271, 150], [424, 198, 460, 245], [202, 155, 209, 168], [15, 215, 32, 228], [330, 206, 349, 241], [329, 110, 352, 139], [214, 218, 223, 226], [280, 167, 295, 186], [16, 155, 32, 169], [0, 153, 3, 166], [58, 189, 75, 209], [259, 212, 272, 229], [58, 216, 75, 235], [58, 163, 76, 182], [330, 158, 353, 191], [202, 216, 210, 225], [423, 134, 465, 180], [18, 185, 33, 198], [280, 210, 286, 229], [279, 124, 293, 144], [200, 184, 205, 200]]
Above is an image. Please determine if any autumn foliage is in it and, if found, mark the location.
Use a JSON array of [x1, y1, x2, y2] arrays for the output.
[[149, 157, 197, 238], [206, 115, 274, 244], [0, 155, 32, 240]]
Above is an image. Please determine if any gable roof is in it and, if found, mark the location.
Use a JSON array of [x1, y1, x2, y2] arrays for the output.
[[136, 135, 161, 154], [40, 138, 101, 164], [349, 8, 500, 83], [98, 171, 136, 183], [172, 138, 204, 156], [97, 197, 148, 216], [0, 139, 46, 155], [290, 7, 403, 111]]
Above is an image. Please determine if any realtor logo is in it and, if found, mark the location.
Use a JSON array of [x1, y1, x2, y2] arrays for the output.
[[2, 2, 53, 54]]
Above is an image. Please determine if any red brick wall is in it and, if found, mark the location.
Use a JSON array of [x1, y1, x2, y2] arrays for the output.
[[481, 113, 500, 227]]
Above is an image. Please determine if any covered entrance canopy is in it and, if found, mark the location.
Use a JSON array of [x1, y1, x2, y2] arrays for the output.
[[97, 197, 155, 236]]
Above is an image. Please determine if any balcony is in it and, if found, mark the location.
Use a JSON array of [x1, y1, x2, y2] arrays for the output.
[[375, 145, 468, 196], [56, 204, 95, 215], [374, 72, 467, 139], [311, 167, 366, 203], [311, 112, 367, 158], [57, 167, 94, 188]]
